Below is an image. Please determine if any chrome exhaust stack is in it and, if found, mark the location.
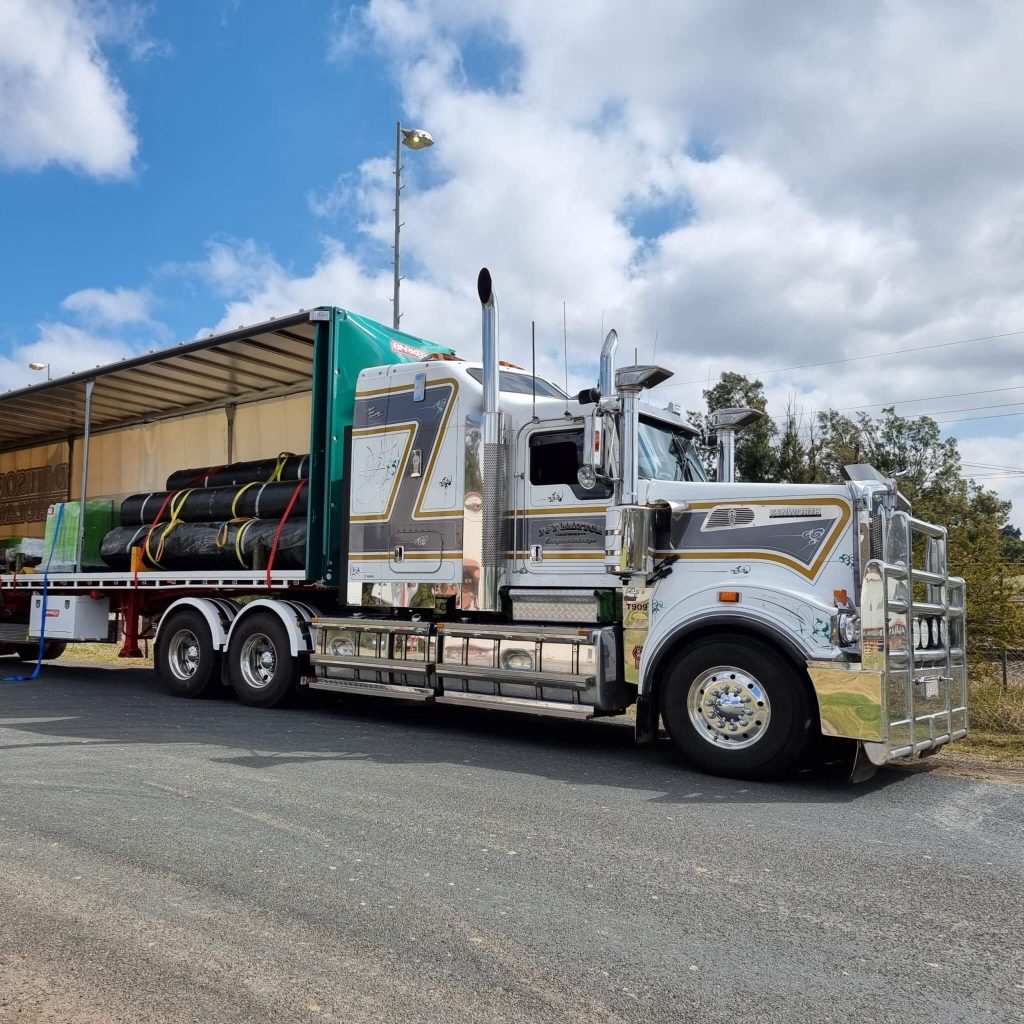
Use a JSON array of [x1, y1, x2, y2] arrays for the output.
[[476, 268, 506, 612], [598, 328, 618, 397]]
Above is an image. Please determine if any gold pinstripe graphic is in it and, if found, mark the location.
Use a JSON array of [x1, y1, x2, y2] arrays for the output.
[[348, 422, 416, 522], [352, 376, 461, 523], [654, 496, 852, 580]]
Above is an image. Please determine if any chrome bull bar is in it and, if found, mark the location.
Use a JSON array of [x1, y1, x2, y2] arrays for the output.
[[811, 510, 967, 761], [860, 510, 968, 760]]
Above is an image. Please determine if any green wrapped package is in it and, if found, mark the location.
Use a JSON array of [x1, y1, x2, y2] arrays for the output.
[[43, 500, 120, 571]]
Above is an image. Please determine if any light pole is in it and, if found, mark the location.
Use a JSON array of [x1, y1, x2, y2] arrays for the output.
[[393, 121, 435, 330], [29, 361, 51, 381]]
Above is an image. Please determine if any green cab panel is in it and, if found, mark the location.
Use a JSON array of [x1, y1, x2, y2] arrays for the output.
[[306, 308, 455, 584]]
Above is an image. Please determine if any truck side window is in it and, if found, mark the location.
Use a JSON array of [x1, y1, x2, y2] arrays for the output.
[[529, 430, 613, 500]]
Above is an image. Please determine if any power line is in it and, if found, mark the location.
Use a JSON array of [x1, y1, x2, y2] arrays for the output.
[[963, 460, 1024, 473], [934, 410, 1024, 425], [897, 399, 1024, 419], [835, 383, 1024, 412], [656, 326, 1024, 391]]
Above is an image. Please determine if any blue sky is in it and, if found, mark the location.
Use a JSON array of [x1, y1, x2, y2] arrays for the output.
[[1, 0, 407, 346], [3, 1, 1024, 516]]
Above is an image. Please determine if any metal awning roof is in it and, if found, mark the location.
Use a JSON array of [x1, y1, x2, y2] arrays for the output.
[[0, 310, 320, 453]]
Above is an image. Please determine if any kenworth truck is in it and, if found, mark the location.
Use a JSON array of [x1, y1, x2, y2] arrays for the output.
[[0, 270, 968, 780]]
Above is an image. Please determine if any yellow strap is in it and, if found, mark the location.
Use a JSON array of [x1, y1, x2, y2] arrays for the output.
[[235, 519, 256, 567], [145, 524, 165, 569], [150, 489, 193, 565], [215, 521, 231, 549], [169, 488, 193, 521], [267, 452, 294, 483], [231, 482, 258, 518]]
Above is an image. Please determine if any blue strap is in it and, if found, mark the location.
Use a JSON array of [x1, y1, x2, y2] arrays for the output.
[[3, 503, 64, 682]]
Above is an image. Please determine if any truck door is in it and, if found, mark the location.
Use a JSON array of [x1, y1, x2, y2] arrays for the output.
[[517, 426, 611, 578]]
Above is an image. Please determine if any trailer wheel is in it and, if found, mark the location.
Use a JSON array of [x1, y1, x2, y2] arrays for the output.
[[155, 609, 220, 698], [227, 612, 298, 708], [659, 638, 813, 780]]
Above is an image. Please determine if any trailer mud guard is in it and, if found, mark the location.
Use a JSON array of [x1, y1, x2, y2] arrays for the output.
[[226, 599, 322, 657], [155, 597, 239, 652]]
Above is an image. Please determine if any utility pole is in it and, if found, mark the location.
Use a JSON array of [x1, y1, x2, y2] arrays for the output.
[[392, 121, 435, 330]]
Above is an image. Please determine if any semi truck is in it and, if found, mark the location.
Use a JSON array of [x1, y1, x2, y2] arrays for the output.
[[0, 270, 968, 779]]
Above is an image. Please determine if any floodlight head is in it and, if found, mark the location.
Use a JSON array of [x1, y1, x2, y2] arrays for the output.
[[29, 362, 47, 371], [401, 127, 435, 150]]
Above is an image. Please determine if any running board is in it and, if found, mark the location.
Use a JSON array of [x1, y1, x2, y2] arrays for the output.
[[435, 692, 595, 719], [305, 677, 434, 702]]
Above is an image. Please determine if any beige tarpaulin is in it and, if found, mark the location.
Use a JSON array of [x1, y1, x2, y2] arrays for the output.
[[0, 392, 312, 540]]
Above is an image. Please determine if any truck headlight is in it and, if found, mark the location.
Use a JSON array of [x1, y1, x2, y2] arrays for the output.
[[912, 619, 922, 649], [837, 611, 860, 646], [577, 465, 597, 490]]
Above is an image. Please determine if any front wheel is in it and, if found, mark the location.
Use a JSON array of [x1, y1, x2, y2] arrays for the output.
[[227, 612, 298, 708], [659, 638, 814, 779]]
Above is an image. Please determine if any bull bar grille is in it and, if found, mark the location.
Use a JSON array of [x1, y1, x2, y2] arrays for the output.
[[862, 510, 968, 758]]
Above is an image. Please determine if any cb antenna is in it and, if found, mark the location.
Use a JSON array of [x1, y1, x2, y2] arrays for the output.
[[562, 301, 569, 417], [531, 320, 537, 421]]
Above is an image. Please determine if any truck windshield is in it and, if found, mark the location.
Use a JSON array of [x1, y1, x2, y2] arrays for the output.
[[638, 418, 706, 482]]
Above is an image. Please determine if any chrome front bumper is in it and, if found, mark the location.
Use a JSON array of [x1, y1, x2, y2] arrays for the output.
[[810, 510, 968, 765]]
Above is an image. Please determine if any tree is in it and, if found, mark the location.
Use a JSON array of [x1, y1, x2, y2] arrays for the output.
[[690, 371, 778, 482], [1001, 524, 1024, 564], [776, 400, 809, 484]]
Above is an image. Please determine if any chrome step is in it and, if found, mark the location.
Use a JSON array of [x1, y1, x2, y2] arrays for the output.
[[306, 677, 434, 701], [435, 692, 595, 719]]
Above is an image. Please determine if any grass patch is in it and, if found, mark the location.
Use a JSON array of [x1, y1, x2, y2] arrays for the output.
[[968, 676, 1024, 734], [60, 642, 153, 666]]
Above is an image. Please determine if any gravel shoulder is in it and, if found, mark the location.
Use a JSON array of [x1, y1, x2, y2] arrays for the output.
[[1, 662, 1023, 1024]]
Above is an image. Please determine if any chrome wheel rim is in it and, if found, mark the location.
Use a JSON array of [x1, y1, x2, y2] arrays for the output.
[[168, 629, 200, 681], [239, 633, 276, 690], [687, 665, 771, 749]]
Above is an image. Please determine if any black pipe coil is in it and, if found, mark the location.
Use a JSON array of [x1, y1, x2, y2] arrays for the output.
[[99, 519, 307, 571], [120, 481, 308, 527], [166, 454, 309, 490]]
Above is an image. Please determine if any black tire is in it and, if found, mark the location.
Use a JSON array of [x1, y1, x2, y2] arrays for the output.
[[154, 608, 221, 698], [659, 637, 814, 780], [227, 611, 298, 708], [15, 641, 67, 662]]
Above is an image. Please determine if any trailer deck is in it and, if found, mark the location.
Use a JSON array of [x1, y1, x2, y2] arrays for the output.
[[0, 569, 309, 592]]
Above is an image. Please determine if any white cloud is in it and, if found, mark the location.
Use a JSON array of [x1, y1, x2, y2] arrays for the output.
[[192, 0, 1024, 518], [0, 0, 149, 178], [61, 286, 151, 325], [0, 323, 139, 392]]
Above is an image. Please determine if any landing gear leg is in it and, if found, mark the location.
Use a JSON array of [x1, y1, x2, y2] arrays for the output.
[[118, 591, 144, 659]]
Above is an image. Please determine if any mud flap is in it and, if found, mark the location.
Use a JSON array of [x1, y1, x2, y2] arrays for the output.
[[849, 741, 880, 783]]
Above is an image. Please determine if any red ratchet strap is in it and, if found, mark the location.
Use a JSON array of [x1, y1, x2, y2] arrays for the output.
[[142, 465, 225, 568], [266, 478, 306, 589]]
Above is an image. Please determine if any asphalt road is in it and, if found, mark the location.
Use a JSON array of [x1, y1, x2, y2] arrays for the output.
[[0, 661, 1022, 1024]]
